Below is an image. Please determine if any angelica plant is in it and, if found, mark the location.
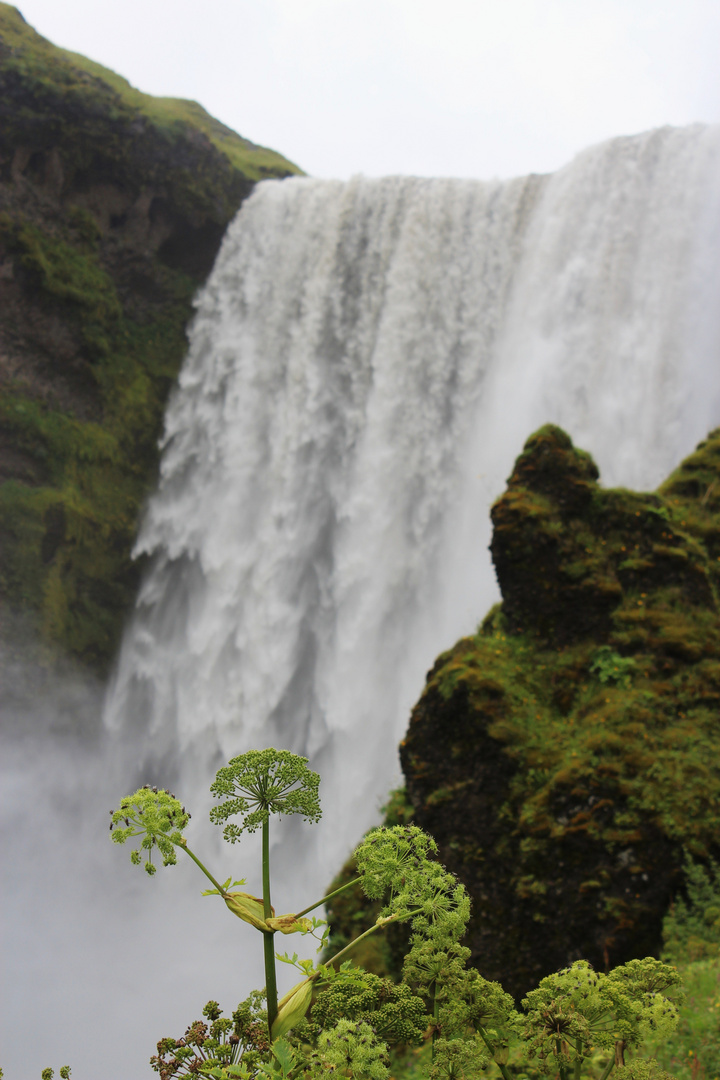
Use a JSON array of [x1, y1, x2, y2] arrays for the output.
[[522, 958, 682, 1079], [109, 752, 450, 1045], [109, 749, 683, 1080]]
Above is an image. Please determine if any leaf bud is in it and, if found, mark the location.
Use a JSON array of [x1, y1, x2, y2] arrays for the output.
[[265, 914, 313, 935], [224, 891, 272, 931], [271, 978, 313, 1040]]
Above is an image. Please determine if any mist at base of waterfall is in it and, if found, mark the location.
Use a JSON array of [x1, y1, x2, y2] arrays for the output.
[[0, 641, 315, 1080]]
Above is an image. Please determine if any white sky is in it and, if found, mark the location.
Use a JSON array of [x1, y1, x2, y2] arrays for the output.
[[13, 0, 720, 180]]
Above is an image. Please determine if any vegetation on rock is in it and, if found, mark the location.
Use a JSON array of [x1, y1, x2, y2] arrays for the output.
[[396, 424, 720, 999], [0, 3, 301, 672]]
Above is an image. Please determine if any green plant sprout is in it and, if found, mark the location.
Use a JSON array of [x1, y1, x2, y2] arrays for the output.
[[109, 748, 683, 1079], [589, 646, 638, 689]]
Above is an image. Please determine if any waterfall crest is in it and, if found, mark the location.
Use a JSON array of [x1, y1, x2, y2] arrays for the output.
[[105, 124, 720, 884]]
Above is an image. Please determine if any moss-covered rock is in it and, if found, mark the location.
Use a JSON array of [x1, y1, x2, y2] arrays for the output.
[[397, 425, 720, 999], [0, 4, 302, 671]]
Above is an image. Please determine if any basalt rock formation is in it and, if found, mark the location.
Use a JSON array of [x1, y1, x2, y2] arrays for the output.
[[398, 424, 720, 998], [0, 4, 301, 670]]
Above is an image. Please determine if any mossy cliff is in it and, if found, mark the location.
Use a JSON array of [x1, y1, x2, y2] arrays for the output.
[[0, 4, 301, 671], [399, 425, 720, 998]]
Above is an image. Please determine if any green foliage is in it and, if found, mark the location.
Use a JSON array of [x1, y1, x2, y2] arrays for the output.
[[108, 748, 683, 1080], [641, 958, 720, 1080], [636, 857, 720, 1079], [663, 856, 720, 964], [590, 646, 638, 688], [210, 750, 322, 841]]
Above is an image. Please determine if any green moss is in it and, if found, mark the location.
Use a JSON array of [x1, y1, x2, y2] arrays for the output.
[[397, 426, 720, 998], [0, 3, 304, 671], [0, 208, 199, 667]]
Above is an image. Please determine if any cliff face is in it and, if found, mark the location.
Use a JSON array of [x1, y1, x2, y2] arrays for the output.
[[400, 425, 720, 999], [0, 4, 301, 671]]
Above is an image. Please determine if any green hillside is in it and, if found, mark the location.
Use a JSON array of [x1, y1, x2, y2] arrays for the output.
[[0, 4, 301, 675], [0, 3, 302, 181]]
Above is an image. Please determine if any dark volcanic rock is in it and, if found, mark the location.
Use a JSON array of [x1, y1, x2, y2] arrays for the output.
[[400, 424, 720, 999]]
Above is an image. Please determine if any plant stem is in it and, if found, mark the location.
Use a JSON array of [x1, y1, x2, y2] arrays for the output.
[[574, 1039, 583, 1080], [324, 907, 422, 969], [431, 982, 439, 1063], [598, 1057, 616, 1080], [261, 817, 279, 1034], [178, 843, 226, 894], [478, 1026, 513, 1080], [295, 877, 362, 918]]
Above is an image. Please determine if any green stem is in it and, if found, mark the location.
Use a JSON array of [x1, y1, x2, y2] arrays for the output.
[[598, 1056, 616, 1080], [477, 1026, 513, 1080], [431, 982, 439, 1063], [261, 817, 278, 1034], [574, 1039, 583, 1080], [324, 907, 423, 970], [179, 843, 226, 894], [295, 877, 362, 918]]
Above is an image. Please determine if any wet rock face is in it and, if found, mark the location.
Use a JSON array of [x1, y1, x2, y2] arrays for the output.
[[0, 5, 299, 670], [400, 425, 720, 999]]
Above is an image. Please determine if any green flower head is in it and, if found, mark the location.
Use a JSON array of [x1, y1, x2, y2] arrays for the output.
[[109, 786, 190, 875], [209, 749, 321, 842], [310, 1019, 390, 1080], [354, 825, 439, 900]]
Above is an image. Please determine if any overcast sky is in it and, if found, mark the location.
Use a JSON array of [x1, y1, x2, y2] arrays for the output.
[[14, 0, 720, 180]]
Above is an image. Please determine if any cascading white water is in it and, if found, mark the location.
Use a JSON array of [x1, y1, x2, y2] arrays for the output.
[[106, 124, 720, 896]]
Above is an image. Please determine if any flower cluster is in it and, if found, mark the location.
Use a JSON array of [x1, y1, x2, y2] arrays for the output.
[[354, 825, 470, 940], [311, 969, 429, 1046], [209, 750, 321, 842], [308, 1019, 389, 1080], [150, 994, 270, 1079], [109, 786, 190, 875], [427, 1034, 490, 1080], [522, 958, 681, 1073]]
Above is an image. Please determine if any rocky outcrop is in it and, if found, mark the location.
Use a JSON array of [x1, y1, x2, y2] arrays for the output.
[[398, 425, 720, 999], [0, 4, 301, 670]]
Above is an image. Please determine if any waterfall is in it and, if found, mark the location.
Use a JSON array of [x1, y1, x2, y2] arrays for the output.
[[105, 124, 720, 894], [4, 122, 720, 1080]]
